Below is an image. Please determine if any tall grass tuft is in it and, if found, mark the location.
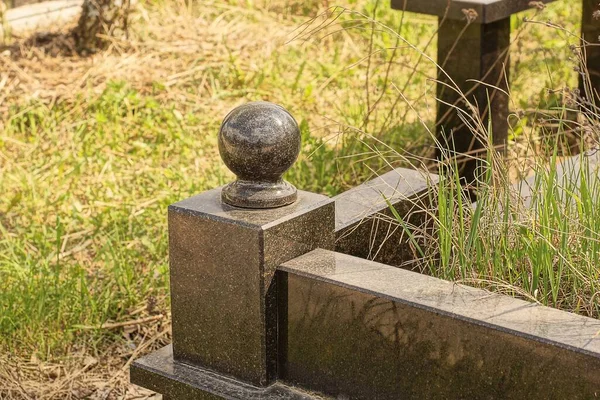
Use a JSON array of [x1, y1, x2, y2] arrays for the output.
[[418, 147, 600, 318]]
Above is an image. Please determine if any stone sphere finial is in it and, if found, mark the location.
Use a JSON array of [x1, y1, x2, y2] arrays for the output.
[[218, 101, 301, 209]]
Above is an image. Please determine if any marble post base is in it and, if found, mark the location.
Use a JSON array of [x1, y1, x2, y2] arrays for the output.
[[131, 345, 322, 400]]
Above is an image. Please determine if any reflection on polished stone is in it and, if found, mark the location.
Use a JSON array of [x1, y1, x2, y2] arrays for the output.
[[218, 102, 301, 209], [278, 249, 600, 399]]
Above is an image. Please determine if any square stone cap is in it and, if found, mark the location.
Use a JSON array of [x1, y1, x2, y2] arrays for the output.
[[169, 187, 333, 229], [392, 0, 555, 23]]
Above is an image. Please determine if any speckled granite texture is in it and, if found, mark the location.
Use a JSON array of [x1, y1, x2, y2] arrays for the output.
[[278, 249, 600, 399], [131, 345, 325, 399], [218, 102, 300, 209], [167, 188, 334, 386]]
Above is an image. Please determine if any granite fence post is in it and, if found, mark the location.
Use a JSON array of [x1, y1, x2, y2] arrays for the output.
[[131, 102, 335, 396], [168, 102, 335, 386]]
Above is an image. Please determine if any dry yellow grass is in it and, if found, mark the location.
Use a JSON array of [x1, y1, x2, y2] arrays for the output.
[[1, 0, 400, 134]]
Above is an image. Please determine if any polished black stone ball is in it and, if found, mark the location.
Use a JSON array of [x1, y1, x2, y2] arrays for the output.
[[218, 101, 301, 183], [218, 102, 301, 208]]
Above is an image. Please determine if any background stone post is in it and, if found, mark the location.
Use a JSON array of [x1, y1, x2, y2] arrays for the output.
[[435, 17, 510, 187]]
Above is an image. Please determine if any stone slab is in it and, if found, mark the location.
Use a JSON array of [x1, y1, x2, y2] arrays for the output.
[[334, 168, 435, 231], [391, 0, 556, 23], [2, 0, 81, 37], [278, 249, 600, 399], [131, 345, 326, 399], [514, 150, 600, 209]]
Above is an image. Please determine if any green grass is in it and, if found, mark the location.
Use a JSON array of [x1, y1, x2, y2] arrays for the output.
[[1, 83, 220, 355], [0, 0, 585, 364], [407, 145, 600, 319], [0, 85, 382, 357]]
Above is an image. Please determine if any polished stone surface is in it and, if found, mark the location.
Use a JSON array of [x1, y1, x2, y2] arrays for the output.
[[278, 249, 600, 399], [333, 168, 437, 267], [131, 345, 325, 399], [168, 188, 334, 386], [219, 102, 301, 208], [392, 0, 555, 23]]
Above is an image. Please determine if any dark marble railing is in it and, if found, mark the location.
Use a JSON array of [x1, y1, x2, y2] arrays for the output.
[[333, 167, 436, 267], [130, 102, 600, 399]]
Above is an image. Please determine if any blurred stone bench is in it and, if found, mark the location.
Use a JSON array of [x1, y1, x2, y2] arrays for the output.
[[1, 0, 82, 37], [391, 0, 600, 185]]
